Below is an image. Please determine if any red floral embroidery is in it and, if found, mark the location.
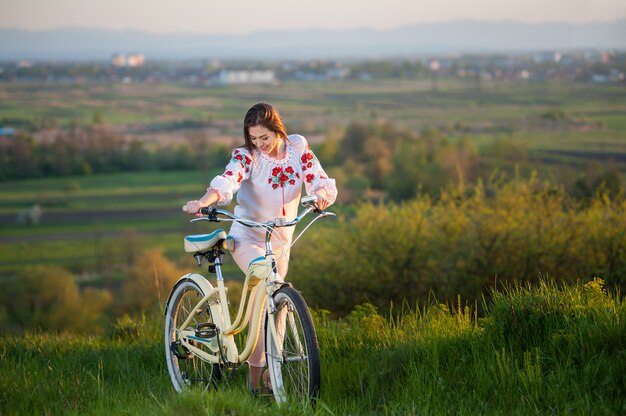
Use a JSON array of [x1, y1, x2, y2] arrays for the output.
[[230, 151, 252, 175], [301, 148, 316, 171], [224, 171, 233, 176], [268, 165, 299, 189], [237, 172, 243, 183], [306, 173, 315, 183]]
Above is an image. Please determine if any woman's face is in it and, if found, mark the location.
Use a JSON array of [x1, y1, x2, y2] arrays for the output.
[[248, 125, 282, 157]]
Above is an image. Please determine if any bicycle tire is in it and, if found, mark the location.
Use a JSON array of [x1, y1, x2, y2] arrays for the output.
[[265, 286, 321, 406], [164, 278, 221, 392]]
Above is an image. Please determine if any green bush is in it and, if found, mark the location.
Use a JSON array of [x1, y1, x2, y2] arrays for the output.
[[291, 175, 626, 315]]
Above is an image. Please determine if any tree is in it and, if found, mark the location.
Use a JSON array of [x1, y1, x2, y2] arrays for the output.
[[7, 133, 40, 178], [0, 266, 112, 333]]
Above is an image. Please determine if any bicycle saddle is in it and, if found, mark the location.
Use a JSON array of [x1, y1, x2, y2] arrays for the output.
[[184, 229, 230, 253]]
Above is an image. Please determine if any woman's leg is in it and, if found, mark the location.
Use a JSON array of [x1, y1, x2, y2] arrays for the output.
[[229, 237, 289, 389]]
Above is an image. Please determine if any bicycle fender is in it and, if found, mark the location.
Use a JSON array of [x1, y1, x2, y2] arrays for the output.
[[163, 272, 215, 315], [274, 281, 293, 291]]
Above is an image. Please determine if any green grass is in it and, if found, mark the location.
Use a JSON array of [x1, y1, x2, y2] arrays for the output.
[[1, 279, 623, 415], [0, 170, 209, 198]]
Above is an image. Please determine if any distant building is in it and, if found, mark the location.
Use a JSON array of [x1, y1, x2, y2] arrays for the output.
[[326, 68, 350, 80], [0, 127, 15, 137], [127, 54, 145, 67], [17, 204, 42, 225], [592, 74, 609, 83], [111, 54, 126, 67], [532, 52, 563, 64], [217, 70, 276, 85], [111, 53, 145, 67]]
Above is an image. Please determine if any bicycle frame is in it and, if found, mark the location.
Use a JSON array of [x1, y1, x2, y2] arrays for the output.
[[175, 255, 278, 365]]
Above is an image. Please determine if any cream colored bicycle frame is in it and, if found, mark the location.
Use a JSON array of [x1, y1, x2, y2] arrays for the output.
[[175, 254, 291, 365]]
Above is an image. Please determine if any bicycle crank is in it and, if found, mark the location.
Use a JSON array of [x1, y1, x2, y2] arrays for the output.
[[170, 340, 191, 359]]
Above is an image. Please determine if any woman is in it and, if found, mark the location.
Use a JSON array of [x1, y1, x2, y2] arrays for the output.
[[185, 102, 337, 392]]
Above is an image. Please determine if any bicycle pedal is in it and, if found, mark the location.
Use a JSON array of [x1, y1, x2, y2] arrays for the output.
[[195, 322, 217, 339]]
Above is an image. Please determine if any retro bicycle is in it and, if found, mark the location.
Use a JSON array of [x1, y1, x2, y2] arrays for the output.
[[164, 195, 333, 407]]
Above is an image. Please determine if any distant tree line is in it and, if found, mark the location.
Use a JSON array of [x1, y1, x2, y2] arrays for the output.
[[0, 127, 230, 180], [3, 54, 625, 84], [1, 120, 623, 201], [316, 121, 623, 202]]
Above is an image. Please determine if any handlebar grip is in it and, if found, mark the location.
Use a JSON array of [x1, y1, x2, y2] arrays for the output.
[[182, 204, 214, 216]]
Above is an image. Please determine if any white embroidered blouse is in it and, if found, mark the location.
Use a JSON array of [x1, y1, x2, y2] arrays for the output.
[[209, 134, 337, 241]]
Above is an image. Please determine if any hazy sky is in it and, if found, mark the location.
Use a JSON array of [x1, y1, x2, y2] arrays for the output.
[[1, 0, 625, 34]]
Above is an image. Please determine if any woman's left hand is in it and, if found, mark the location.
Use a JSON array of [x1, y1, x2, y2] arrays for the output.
[[313, 188, 330, 211]]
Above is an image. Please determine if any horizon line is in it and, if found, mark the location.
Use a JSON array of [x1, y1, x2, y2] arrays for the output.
[[1, 17, 625, 37]]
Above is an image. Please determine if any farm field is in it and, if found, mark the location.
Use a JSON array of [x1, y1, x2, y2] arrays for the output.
[[2, 79, 626, 137], [1, 79, 626, 278], [0, 170, 220, 275]]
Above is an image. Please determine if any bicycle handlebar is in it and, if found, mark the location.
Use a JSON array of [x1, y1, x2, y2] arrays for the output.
[[183, 196, 335, 228]]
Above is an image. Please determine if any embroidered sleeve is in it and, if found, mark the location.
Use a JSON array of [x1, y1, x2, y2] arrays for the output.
[[298, 139, 338, 205], [209, 148, 252, 205]]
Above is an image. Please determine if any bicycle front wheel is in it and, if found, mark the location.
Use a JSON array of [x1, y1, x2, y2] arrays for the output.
[[164, 278, 220, 392], [265, 286, 320, 406]]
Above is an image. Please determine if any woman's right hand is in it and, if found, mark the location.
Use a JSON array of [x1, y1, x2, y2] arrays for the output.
[[184, 200, 205, 215], [183, 189, 219, 215]]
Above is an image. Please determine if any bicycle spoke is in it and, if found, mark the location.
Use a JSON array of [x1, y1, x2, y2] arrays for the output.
[[287, 310, 305, 356]]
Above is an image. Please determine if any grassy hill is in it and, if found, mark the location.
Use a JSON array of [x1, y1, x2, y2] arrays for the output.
[[1, 279, 624, 415]]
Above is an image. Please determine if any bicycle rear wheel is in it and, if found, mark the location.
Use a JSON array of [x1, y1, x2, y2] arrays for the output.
[[265, 286, 320, 406], [164, 279, 221, 392]]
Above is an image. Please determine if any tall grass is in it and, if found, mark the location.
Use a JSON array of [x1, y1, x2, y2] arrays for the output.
[[1, 279, 624, 415], [317, 278, 625, 414]]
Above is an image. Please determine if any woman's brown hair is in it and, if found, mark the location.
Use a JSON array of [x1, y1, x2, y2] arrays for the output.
[[242, 103, 288, 155]]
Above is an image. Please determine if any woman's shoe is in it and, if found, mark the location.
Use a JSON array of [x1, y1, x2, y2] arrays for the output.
[[262, 368, 272, 390], [249, 367, 273, 397], [251, 386, 273, 397]]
